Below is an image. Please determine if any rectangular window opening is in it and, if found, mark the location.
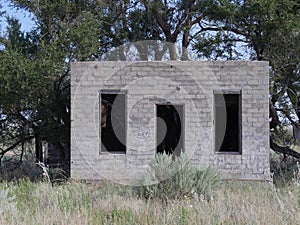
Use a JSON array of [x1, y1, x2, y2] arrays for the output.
[[214, 92, 241, 153], [156, 104, 184, 157], [100, 91, 126, 153]]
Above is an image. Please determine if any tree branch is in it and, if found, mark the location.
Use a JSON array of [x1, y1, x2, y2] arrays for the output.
[[0, 136, 34, 163], [173, 0, 196, 37], [270, 138, 300, 159]]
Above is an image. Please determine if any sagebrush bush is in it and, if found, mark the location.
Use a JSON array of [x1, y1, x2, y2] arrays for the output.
[[139, 152, 221, 200]]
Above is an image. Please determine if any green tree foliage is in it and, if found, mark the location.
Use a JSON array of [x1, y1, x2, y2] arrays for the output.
[[192, 0, 300, 157], [0, 0, 102, 169], [97, 0, 211, 60]]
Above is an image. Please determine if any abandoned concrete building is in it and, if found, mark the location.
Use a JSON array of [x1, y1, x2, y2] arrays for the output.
[[71, 61, 271, 183]]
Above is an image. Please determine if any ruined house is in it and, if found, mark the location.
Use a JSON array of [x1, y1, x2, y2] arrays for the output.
[[71, 61, 271, 183]]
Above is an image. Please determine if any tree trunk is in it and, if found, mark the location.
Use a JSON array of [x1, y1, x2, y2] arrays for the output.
[[35, 134, 43, 162], [181, 47, 189, 61], [168, 43, 177, 60], [180, 27, 190, 61], [119, 46, 126, 61]]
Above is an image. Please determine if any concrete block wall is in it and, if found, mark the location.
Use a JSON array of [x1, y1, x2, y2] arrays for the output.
[[71, 61, 271, 183]]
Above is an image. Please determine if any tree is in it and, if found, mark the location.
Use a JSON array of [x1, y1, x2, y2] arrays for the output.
[[192, 0, 300, 157], [0, 0, 102, 171], [98, 0, 216, 60]]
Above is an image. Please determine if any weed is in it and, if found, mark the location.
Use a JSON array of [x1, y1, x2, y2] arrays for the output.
[[0, 178, 298, 224], [0, 187, 15, 215], [293, 161, 300, 186]]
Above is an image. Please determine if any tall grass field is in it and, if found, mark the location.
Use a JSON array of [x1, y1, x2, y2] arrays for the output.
[[0, 153, 299, 225]]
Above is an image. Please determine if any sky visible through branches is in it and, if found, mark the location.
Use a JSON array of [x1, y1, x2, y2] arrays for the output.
[[0, 0, 35, 32]]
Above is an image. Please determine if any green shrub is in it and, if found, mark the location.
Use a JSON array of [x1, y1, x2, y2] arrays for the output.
[[139, 153, 221, 200], [193, 166, 222, 199], [0, 160, 43, 182]]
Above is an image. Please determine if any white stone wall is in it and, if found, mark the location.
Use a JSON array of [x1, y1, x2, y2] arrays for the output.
[[71, 61, 270, 183]]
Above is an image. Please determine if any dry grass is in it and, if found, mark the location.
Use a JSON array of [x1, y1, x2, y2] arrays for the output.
[[0, 152, 299, 225], [0, 179, 299, 225]]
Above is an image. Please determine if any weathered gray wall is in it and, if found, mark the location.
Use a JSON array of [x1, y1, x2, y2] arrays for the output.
[[71, 61, 270, 183]]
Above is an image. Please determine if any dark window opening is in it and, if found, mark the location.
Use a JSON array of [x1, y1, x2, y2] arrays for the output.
[[156, 104, 184, 156], [215, 93, 241, 153], [100, 92, 126, 153]]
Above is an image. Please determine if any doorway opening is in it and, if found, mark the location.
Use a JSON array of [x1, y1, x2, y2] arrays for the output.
[[214, 93, 241, 153], [156, 104, 184, 156]]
